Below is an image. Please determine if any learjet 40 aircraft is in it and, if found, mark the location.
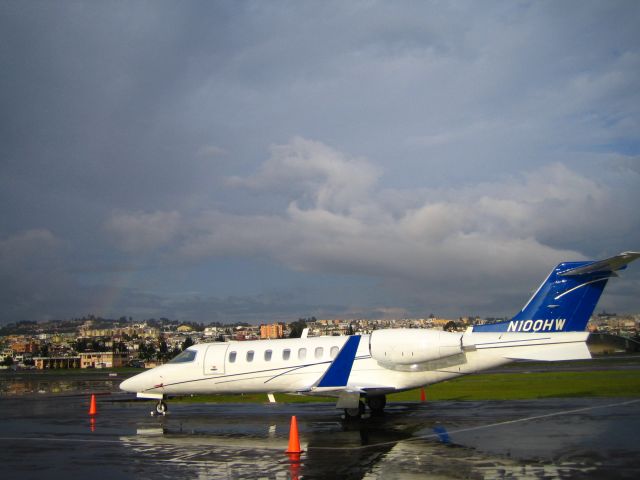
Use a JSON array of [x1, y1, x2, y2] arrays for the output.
[[121, 251, 639, 417]]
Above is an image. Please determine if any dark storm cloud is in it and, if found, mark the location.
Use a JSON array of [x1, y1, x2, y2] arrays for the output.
[[2, 3, 203, 208], [1, 1, 639, 323]]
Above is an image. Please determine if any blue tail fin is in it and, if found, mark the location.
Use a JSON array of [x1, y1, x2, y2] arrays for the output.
[[473, 251, 639, 333]]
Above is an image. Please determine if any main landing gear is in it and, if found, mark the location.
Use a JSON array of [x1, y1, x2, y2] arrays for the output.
[[343, 395, 387, 420], [344, 401, 365, 420], [366, 395, 387, 415]]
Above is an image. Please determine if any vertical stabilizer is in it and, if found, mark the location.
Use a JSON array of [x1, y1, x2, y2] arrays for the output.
[[473, 252, 639, 333]]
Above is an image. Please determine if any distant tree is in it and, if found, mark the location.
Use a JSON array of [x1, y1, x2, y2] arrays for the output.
[[73, 339, 86, 353], [138, 343, 156, 361], [289, 319, 307, 338], [182, 337, 194, 351], [158, 337, 169, 361], [443, 321, 457, 332], [90, 340, 108, 352]]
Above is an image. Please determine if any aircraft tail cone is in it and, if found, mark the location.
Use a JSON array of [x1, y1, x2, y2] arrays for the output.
[[420, 387, 426, 402], [89, 394, 97, 416], [285, 415, 303, 454]]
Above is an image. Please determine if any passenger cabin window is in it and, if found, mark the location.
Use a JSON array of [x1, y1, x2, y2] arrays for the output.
[[264, 349, 272, 361], [168, 349, 197, 364], [315, 347, 323, 359], [298, 348, 307, 360], [229, 351, 237, 363], [283, 349, 291, 360], [246, 350, 255, 362], [330, 346, 339, 358]]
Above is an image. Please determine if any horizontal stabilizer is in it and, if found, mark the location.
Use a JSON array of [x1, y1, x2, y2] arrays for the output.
[[559, 251, 640, 276]]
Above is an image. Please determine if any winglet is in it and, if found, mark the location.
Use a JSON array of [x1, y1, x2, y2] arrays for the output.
[[316, 336, 361, 388]]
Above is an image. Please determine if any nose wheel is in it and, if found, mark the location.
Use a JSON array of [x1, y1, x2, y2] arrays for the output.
[[151, 400, 168, 416]]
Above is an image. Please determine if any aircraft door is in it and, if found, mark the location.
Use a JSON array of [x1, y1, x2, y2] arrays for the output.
[[203, 343, 229, 375]]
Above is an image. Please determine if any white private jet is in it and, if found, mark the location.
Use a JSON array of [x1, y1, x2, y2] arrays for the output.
[[121, 251, 639, 417]]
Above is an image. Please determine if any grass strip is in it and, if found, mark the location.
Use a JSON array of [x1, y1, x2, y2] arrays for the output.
[[389, 370, 640, 402]]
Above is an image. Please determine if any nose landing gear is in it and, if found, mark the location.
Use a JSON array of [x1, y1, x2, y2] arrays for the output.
[[151, 400, 168, 416]]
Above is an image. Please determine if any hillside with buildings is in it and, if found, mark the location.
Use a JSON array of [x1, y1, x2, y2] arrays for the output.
[[1, 312, 638, 370]]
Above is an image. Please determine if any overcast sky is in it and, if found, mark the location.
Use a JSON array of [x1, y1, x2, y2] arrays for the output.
[[1, 1, 639, 325]]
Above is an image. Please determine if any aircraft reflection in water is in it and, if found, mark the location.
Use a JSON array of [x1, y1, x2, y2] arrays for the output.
[[120, 251, 639, 417], [117, 402, 604, 479]]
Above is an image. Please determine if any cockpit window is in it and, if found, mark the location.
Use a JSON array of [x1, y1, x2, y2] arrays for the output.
[[168, 349, 197, 364]]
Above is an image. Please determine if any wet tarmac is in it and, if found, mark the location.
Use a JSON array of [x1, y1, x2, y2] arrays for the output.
[[1, 387, 639, 480], [0, 370, 122, 396]]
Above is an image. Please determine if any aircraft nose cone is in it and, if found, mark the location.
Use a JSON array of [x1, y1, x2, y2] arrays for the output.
[[119, 376, 139, 393]]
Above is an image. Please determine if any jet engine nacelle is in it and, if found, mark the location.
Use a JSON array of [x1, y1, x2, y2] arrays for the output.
[[369, 328, 463, 365]]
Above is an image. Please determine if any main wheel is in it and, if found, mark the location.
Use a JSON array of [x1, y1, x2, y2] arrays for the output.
[[344, 400, 365, 420], [366, 395, 386, 415]]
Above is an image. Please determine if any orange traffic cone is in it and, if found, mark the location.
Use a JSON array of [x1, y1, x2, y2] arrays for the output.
[[285, 415, 303, 454], [89, 394, 97, 415], [420, 387, 426, 402]]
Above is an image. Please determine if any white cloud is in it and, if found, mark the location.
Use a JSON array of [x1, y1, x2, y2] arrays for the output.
[[177, 139, 604, 297], [227, 137, 381, 215]]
